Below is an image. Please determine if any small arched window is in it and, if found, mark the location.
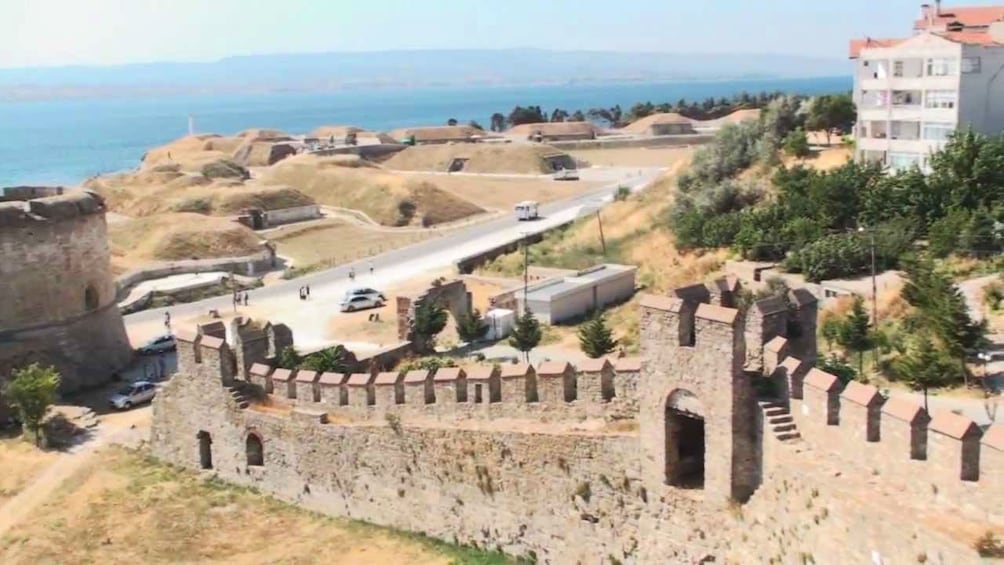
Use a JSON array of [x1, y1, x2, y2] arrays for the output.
[[246, 433, 264, 467], [84, 285, 99, 311]]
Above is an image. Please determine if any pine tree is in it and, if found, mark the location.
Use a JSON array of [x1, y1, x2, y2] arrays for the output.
[[275, 346, 302, 370], [412, 300, 448, 353], [894, 335, 956, 411], [508, 309, 542, 363], [456, 309, 487, 343], [577, 314, 618, 359], [837, 296, 873, 376]]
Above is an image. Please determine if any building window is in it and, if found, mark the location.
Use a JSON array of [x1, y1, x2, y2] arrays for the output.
[[926, 58, 958, 77], [962, 57, 981, 74], [923, 122, 955, 142], [925, 90, 957, 109], [888, 152, 922, 172], [84, 285, 99, 311], [893, 61, 904, 77], [246, 433, 264, 466]]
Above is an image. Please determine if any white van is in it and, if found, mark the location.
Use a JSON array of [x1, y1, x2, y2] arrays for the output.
[[514, 200, 540, 221]]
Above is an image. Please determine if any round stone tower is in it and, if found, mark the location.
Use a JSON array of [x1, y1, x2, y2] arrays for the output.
[[0, 189, 131, 394]]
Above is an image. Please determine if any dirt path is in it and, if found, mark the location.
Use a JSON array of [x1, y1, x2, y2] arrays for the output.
[[0, 408, 149, 538]]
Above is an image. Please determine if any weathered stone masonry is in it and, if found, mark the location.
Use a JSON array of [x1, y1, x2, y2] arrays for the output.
[[151, 278, 1002, 564], [0, 191, 131, 401]]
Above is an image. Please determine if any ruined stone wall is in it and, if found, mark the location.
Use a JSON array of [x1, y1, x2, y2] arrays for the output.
[[0, 191, 131, 392]]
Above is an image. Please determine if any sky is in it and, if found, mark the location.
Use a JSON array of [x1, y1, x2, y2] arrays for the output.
[[2, 0, 1004, 68]]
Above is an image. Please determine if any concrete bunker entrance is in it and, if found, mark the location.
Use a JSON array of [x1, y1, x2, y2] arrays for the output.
[[197, 430, 213, 469], [665, 389, 705, 489]]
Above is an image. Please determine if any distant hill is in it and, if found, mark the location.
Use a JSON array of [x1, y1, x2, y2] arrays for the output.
[[0, 48, 849, 100]]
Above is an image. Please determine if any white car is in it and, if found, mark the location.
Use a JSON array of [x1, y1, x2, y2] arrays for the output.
[[514, 200, 540, 221], [108, 381, 157, 410], [136, 334, 176, 355], [553, 168, 580, 181], [344, 287, 387, 302], [340, 294, 384, 312]]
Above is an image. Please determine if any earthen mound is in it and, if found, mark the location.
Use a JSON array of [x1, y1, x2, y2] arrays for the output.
[[108, 213, 262, 269], [382, 143, 574, 174]]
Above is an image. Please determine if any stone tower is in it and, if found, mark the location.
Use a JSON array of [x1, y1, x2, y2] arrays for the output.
[[638, 284, 759, 505], [0, 190, 131, 394]]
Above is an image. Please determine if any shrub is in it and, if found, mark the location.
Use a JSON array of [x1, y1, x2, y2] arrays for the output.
[[784, 233, 870, 282], [783, 128, 811, 158], [4, 364, 61, 446], [201, 159, 249, 180]]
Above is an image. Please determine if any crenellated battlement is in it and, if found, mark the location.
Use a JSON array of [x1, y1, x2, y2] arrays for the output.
[[0, 190, 107, 228]]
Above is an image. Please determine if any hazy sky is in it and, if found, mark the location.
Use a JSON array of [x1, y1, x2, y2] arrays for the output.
[[2, 0, 1002, 68]]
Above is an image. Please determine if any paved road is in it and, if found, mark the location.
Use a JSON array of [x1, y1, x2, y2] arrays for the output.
[[124, 167, 665, 350]]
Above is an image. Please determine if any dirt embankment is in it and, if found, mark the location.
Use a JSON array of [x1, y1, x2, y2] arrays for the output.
[[108, 213, 262, 271], [261, 154, 483, 226], [382, 143, 573, 174]]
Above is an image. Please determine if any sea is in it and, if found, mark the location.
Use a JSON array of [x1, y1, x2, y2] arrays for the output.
[[0, 76, 850, 187]]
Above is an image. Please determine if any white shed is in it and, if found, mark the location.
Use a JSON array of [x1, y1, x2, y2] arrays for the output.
[[484, 308, 515, 340]]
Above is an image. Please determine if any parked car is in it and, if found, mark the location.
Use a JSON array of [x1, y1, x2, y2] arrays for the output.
[[340, 294, 384, 312], [553, 168, 580, 181], [137, 334, 176, 355], [108, 381, 157, 410], [344, 287, 387, 301]]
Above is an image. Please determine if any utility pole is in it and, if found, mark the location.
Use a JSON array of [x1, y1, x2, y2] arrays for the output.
[[869, 229, 877, 326], [596, 210, 607, 255], [522, 233, 530, 305]]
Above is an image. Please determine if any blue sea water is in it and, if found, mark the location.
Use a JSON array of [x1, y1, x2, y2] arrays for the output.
[[0, 76, 850, 186]]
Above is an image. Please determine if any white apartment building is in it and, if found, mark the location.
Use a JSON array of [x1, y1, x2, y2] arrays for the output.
[[851, 3, 1004, 171]]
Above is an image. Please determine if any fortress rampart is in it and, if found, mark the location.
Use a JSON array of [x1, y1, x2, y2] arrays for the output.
[[151, 277, 1002, 564], [0, 191, 131, 393]]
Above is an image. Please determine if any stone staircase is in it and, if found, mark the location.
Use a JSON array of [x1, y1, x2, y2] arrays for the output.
[[226, 384, 251, 410], [759, 400, 802, 443]]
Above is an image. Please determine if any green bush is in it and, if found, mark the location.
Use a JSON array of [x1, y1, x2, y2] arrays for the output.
[[784, 233, 869, 282], [201, 159, 249, 180]]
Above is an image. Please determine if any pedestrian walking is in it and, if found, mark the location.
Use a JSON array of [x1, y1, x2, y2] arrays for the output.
[[298, 287, 304, 301], [349, 268, 356, 281], [369, 263, 374, 275], [305, 285, 310, 298], [164, 311, 171, 330], [243, 291, 249, 306]]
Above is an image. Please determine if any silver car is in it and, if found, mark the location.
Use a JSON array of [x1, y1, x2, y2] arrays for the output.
[[136, 334, 176, 355], [340, 294, 383, 312], [108, 381, 157, 410], [344, 287, 386, 301]]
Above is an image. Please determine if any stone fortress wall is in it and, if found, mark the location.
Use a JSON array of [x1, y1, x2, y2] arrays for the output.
[[150, 277, 1002, 564], [0, 190, 132, 392]]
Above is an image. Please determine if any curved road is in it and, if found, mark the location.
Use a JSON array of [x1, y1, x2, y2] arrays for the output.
[[124, 167, 665, 350]]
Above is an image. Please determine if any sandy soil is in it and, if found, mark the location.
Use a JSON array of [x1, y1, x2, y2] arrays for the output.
[[269, 219, 434, 269], [569, 146, 695, 168], [401, 174, 604, 211]]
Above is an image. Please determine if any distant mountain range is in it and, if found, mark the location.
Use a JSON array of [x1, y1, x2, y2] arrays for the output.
[[0, 48, 850, 100]]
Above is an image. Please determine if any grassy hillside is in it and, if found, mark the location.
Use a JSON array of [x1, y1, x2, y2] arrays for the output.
[[261, 154, 484, 226], [383, 143, 572, 174], [108, 213, 263, 271]]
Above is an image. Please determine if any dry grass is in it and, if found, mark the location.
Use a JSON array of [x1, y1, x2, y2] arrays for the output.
[[108, 213, 262, 271], [569, 146, 695, 168], [269, 219, 433, 268], [383, 143, 571, 174], [781, 146, 853, 172], [261, 154, 484, 226], [404, 174, 604, 210], [0, 447, 494, 565], [0, 439, 59, 505], [141, 134, 245, 171]]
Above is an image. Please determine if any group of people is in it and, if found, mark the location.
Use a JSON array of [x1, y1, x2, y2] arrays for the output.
[[298, 285, 311, 300], [233, 291, 250, 307]]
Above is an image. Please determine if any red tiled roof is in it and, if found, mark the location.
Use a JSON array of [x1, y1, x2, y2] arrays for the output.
[[499, 363, 532, 379], [849, 38, 908, 58], [929, 411, 980, 439], [271, 368, 293, 382], [615, 357, 642, 373], [881, 397, 928, 424], [374, 371, 402, 385], [318, 372, 347, 386], [465, 366, 498, 381], [982, 425, 1004, 451], [403, 369, 430, 385], [577, 358, 612, 373], [935, 30, 1002, 45], [433, 367, 465, 382], [346, 373, 373, 387], [840, 381, 882, 407], [295, 370, 319, 383], [915, 6, 1004, 30], [537, 361, 571, 377]]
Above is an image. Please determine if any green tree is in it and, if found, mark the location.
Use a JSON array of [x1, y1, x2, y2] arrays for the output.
[[783, 128, 811, 158], [412, 300, 448, 353], [489, 112, 506, 132], [301, 346, 349, 373], [508, 309, 542, 363], [894, 335, 958, 410], [446, 118, 458, 126], [836, 296, 874, 375], [456, 309, 488, 343], [818, 354, 857, 385], [275, 346, 301, 369], [4, 364, 61, 446], [806, 94, 857, 145], [577, 314, 618, 358]]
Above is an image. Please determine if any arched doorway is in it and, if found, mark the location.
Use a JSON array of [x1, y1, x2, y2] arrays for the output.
[[246, 433, 264, 466], [665, 389, 705, 489], [197, 431, 213, 469]]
